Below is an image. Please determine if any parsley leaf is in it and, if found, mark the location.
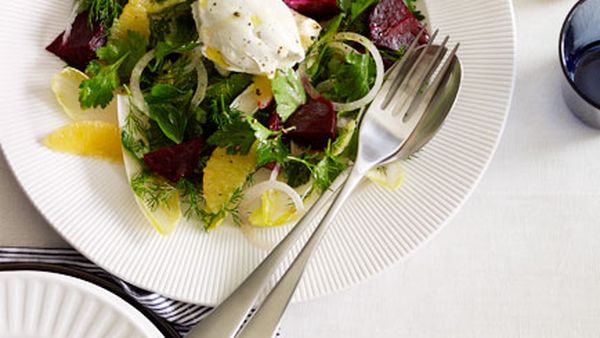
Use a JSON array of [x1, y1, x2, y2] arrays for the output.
[[79, 54, 127, 109], [287, 142, 348, 192], [247, 118, 289, 167], [312, 149, 347, 191], [272, 69, 306, 122], [96, 30, 148, 79], [207, 113, 256, 155], [79, 30, 148, 109]]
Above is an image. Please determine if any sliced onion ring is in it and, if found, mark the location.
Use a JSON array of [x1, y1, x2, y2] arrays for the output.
[[190, 48, 208, 108], [130, 50, 156, 115], [298, 32, 385, 112], [238, 180, 306, 250], [239, 180, 305, 217], [330, 32, 385, 112], [130, 48, 208, 116]]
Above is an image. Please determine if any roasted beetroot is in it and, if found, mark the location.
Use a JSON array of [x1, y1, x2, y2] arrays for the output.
[[143, 138, 204, 183], [268, 111, 282, 131], [284, 97, 336, 149], [283, 0, 340, 19], [369, 0, 428, 51], [46, 11, 106, 71]]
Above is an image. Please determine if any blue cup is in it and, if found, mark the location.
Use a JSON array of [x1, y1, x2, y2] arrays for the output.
[[560, 0, 600, 128]]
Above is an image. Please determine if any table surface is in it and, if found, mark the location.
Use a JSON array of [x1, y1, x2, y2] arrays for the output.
[[3, 1, 600, 337]]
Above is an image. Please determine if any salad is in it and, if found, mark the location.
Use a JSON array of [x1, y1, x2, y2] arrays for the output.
[[44, 0, 427, 239]]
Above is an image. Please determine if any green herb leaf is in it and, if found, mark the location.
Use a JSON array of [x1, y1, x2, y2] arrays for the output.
[[148, 1, 199, 46], [130, 171, 178, 212], [257, 137, 289, 167], [207, 116, 256, 155], [97, 30, 148, 79], [204, 73, 254, 105], [79, 54, 127, 109], [148, 102, 189, 144], [79, 30, 148, 109], [349, 0, 379, 20], [312, 149, 347, 191], [121, 105, 150, 161], [333, 52, 374, 102], [284, 160, 312, 188], [80, 0, 122, 29], [272, 69, 306, 122]]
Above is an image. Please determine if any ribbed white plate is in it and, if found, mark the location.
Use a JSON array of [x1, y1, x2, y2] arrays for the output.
[[0, 271, 163, 338], [0, 1, 515, 305]]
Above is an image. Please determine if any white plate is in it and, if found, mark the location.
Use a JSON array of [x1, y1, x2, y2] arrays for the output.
[[0, 270, 165, 338], [0, 1, 516, 305]]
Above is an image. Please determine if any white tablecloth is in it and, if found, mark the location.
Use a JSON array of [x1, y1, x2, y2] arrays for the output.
[[3, 1, 600, 337]]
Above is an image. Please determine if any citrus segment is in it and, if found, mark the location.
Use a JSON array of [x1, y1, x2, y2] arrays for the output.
[[43, 121, 122, 163], [203, 146, 257, 213]]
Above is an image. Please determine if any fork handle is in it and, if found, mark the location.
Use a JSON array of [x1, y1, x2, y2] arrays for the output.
[[236, 167, 366, 338], [186, 172, 348, 338]]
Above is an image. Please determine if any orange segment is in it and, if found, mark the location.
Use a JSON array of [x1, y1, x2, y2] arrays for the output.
[[43, 121, 122, 163]]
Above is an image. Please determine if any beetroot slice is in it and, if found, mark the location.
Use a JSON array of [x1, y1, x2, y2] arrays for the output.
[[283, 0, 340, 20], [369, 0, 428, 51], [46, 11, 106, 71], [143, 138, 204, 183], [284, 97, 336, 149], [268, 111, 282, 132]]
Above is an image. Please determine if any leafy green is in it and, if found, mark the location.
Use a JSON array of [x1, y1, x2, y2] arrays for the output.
[[148, 2, 198, 46], [246, 117, 289, 167], [79, 55, 126, 109], [312, 148, 348, 191], [151, 41, 199, 72], [145, 83, 193, 144], [284, 160, 312, 188], [97, 30, 148, 79], [271, 69, 306, 122], [80, 0, 122, 29], [79, 30, 148, 109], [207, 111, 256, 155], [204, 73, 253, 105], [333, 52, 375, 102], [349, 0, 379, 20], [287, 143, 348, 192]]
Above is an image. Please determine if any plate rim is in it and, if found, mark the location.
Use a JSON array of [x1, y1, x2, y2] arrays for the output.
[[0, 262, 180, 338]]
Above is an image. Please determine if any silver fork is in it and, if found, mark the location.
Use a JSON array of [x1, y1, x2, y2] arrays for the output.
[[187, 30, 460, 338]]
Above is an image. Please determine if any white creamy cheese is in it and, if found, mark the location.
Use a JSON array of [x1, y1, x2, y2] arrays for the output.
[[197, 0, 308, 77]]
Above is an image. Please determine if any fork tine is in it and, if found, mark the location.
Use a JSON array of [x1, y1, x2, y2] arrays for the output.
[[382, 30, 440, 113], [397, 36, 451, 120], [400, 42, 459, 126], [381, 28, 436, 109], [390, 36, 448, 118]]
